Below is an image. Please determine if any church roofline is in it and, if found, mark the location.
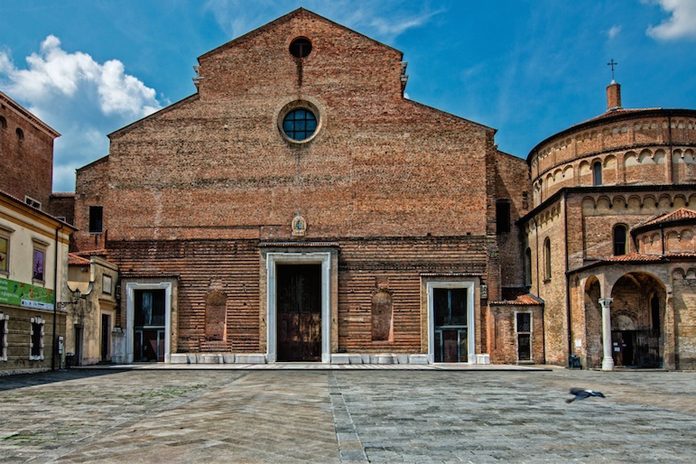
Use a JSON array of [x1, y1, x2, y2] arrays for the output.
[[0, 91, 60, 138], [107, 93, 199, 139], [406, 99, 496, 133], [526, 108, 696, 164], [197, 7, 403, 62]]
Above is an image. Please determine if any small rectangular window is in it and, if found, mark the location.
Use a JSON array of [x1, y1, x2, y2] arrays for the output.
[[89, 206, 103, 233], [32, 248, 45, 282], [496, 200, 511, 234], [516, 312, 532, 361], [24, 196, 42, 209]]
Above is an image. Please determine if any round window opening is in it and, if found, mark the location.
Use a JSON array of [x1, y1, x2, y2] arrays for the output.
[[282, 108, 318, 142], [289, 37, 312, 58]]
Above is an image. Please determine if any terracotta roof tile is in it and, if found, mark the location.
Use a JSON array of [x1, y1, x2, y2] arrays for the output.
[[639, 208, 696, 228], [68, 253, 90, 266]]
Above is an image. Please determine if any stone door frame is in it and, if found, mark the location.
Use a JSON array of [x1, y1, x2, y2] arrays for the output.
[[426, 280, 476, 364], [265, 252, 332, 363], [125, 280, 174, 364]]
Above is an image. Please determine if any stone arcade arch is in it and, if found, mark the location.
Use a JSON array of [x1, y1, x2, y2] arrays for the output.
[[609, 272, 666, 368]]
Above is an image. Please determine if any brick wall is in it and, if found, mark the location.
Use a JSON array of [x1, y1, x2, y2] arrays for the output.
[[0, 95, 56, 209], [495, 151, 531, 289]]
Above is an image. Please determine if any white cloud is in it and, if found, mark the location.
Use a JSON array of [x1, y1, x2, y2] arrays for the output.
[[647, 0, 696, 40], [0, 35, 162, 191], [204, 0, 441, 42], [607, 25, 622, 39]]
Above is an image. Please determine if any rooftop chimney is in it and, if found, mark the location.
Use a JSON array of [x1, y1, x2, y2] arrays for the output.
[[606, 81, 622, 111]]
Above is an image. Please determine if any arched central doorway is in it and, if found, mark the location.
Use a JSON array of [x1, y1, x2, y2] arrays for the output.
[[609, 272, 665, 368]]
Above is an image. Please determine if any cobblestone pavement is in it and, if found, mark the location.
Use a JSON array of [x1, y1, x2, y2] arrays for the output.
[[0, 368, 694, 463]]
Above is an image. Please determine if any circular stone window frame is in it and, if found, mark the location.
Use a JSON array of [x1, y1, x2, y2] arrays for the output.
[[289, 36, 313, 59], [277, 99, 323, 145]]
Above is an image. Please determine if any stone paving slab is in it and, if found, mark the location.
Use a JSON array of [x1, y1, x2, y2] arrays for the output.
[[73, 362, 550, 371], [0, 369, 694, 463]]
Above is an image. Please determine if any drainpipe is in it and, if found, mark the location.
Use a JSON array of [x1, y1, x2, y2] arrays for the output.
[[51, 224, 62, 371]]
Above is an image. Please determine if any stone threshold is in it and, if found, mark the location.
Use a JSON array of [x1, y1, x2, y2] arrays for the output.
[[71, 363, 551, 371]]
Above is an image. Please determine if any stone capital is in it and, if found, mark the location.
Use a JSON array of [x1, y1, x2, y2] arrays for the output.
[[598, 297, 613, 308]]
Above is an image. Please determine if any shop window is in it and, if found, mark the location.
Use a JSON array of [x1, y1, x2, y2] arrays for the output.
[[516, 312, 532, 361], [543, 238, 552, 281], [496, 200, 511, 234], [613, 224, 627, 256], [30, 317, 44, 360], [0, 313, 8, 361], [89, 206, 103, 233]]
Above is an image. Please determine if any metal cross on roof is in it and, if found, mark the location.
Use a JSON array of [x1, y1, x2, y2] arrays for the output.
[[607, 59, 618, 81]]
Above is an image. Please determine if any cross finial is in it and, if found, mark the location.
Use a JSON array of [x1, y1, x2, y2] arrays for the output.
[[607, 59, 618, 82]]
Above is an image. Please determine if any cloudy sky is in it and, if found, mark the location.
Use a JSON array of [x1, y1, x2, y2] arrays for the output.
[[1, 0, 695, 192]]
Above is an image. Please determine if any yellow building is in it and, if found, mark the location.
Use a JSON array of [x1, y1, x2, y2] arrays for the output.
[[66, 253, 119, 365], [0, 191, 74, 373]]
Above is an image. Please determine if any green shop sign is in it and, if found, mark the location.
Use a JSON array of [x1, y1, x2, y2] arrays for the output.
[[0, 277, 54, 311]]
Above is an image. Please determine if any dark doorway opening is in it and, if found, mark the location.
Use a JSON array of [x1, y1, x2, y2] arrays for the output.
[[433, 288, 468, 363], [73, 325, 83, 366], [101, 313, 110, 362], [134, 289, 165, 362], [612, 330, 661, 368], [277, 264, 322, 362]]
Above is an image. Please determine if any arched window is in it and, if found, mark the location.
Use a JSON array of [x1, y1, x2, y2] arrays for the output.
[[15, 127, 24, 141], [613, 224, 627, 256], [592, 161, 602, 186], [543, 238, 552, 280], [0, 116, 7, 129], [524, 247, 532, 287]]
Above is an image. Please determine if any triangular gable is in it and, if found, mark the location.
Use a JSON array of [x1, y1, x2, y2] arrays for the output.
[[198, 7, 403, 62]]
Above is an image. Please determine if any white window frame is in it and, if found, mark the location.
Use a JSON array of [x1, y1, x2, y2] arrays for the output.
[[0, 313, 8, 361], [0, 225, 12, 276], [514, 310, 533, 362], [24, 196, 42, 209], [29, 316, 45, 361]]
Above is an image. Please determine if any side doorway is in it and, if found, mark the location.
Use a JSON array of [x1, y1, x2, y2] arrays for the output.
[[428, 282, 475, 363], [133, 289, 166, 362]]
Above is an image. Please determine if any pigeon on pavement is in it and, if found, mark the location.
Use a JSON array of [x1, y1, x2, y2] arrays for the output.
[[566, 388, 606, 403]]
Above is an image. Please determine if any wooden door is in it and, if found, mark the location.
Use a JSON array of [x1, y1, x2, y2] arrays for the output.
[[277, 264, 322, 361]]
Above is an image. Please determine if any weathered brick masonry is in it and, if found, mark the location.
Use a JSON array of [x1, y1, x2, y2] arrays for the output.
[[72, 9, 515, 363]]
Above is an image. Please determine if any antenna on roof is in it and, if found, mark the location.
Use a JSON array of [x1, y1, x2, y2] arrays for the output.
[[607, 59, 618, 83]]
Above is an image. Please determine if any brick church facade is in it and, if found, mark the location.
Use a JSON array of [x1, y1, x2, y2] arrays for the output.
[[67, 9, 695, 368]]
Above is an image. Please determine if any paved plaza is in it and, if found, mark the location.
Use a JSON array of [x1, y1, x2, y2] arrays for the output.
[[0, 368, 694, 463]]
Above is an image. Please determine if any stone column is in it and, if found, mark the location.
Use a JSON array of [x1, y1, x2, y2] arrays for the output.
[[599, 298, 614, 371], [662, 289, 676, 369]]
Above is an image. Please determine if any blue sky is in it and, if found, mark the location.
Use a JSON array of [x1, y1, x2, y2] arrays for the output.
[[1, 0, 695, 192]]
